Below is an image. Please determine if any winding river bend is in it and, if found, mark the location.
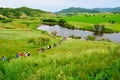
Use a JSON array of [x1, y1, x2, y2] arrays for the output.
[[37, 25, 120, 42]]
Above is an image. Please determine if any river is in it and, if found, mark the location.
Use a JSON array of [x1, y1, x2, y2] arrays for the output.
[[37, 25, 120, 42]]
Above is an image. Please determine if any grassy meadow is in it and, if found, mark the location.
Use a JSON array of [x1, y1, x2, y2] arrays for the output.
[[0, 28, 61, 58], [0, 39, 120, 80], [0, 12, 120, 80], [0, 16, 60, 58]]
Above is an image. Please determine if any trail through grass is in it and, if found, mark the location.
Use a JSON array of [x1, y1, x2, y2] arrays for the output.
[[0, 39, 120, 80]]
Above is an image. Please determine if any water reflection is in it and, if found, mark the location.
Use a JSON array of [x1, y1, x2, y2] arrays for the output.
[[37, 25, 120, 42]]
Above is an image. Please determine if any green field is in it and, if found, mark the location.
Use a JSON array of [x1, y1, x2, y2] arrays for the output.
[[61, 13, 120, 32]]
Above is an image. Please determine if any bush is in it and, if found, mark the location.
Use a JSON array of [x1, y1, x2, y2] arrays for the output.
[[51, 30, 57, 36], [37, 37, 50, 45], [75, 36, 81, 39], [58, 19, 67, 26], [28, 37, 50, 46], [69, 35, 81, 39], [2, 19, 12, 23], [87, 35, 96, 41], [0, 17, 5, 20], [42, 19, 57, 22], [28, 38, 36, 45], [99, 37, 111, 42]]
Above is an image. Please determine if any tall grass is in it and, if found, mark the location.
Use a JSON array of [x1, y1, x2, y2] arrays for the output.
[[0, 39, 120, 80]]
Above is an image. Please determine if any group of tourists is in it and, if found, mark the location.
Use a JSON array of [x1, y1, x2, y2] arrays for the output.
[[1, 39, 65, 62], [15, 52, 31, 58], [1, 52, 31, 61], [37, 41, 62, 54]]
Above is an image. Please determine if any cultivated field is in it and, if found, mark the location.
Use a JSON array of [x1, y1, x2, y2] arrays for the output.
[[61, 13, 120, 32]]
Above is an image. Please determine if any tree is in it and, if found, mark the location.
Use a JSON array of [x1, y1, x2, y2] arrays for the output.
[[93, 24, 105, 32], [58, 19, 67, 26]]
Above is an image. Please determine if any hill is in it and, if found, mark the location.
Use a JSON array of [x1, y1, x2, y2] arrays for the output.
[[55, 7, 99, 13], [93, 7, 120, 12], [56, 7, 120, 14], [0, 7, 51, 18]]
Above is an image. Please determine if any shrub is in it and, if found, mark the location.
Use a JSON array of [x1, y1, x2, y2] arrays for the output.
[[69, 35, 75, 38], [42, 19, 57, 22], [37, 37, 50, 45], [69, 35, 81, 39], [109, 20, 115, 24], [58, 19, 67, 26], [28, 37, 50, 46], [2, 19, 12, 23], [99, 37, 111, 42], [111, 20, 115, 24], [86, 35, 96, 41], [75, 36, 81, 39], [51, 30, 57, 36], [28, 38, 36, 45]]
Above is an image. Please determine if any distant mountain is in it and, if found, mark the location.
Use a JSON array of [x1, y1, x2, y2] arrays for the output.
[[0, 7, 51, 18], [55, 7, 99, 13], [56, 7, 120, 13], [93, 7, 120, 12]]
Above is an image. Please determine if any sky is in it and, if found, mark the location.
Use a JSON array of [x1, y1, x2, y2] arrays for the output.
[[0, 0, 120, 12]]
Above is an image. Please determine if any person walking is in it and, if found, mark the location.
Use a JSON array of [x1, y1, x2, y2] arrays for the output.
[[2, 56, 7, 61], [16, 53, 19, 58], [38, 48, 41, 54]]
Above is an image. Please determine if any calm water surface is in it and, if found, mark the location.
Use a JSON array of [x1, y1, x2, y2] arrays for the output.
[[37, 25, 120, 42]]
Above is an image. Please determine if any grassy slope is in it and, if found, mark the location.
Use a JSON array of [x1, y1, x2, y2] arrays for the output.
[[0, 17, 62, 58], [0, 39, 120, 80], [62, 13, 120, 32], [0, 28, 60, 58]]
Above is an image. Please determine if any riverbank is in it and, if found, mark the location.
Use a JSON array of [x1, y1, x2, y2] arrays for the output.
[[41, 21, 120, 33]]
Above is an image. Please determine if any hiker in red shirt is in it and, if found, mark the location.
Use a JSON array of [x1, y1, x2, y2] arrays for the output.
[[19, 52, 23, 57], [38, 48, 41, 54]]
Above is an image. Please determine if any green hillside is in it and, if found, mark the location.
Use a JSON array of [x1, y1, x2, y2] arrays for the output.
[[56, 7, 120, 14], [0, 7, 52, 18], [93, 7, 120, 12], [56, 7, 99, 14], [0, 39, 120, 80]]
